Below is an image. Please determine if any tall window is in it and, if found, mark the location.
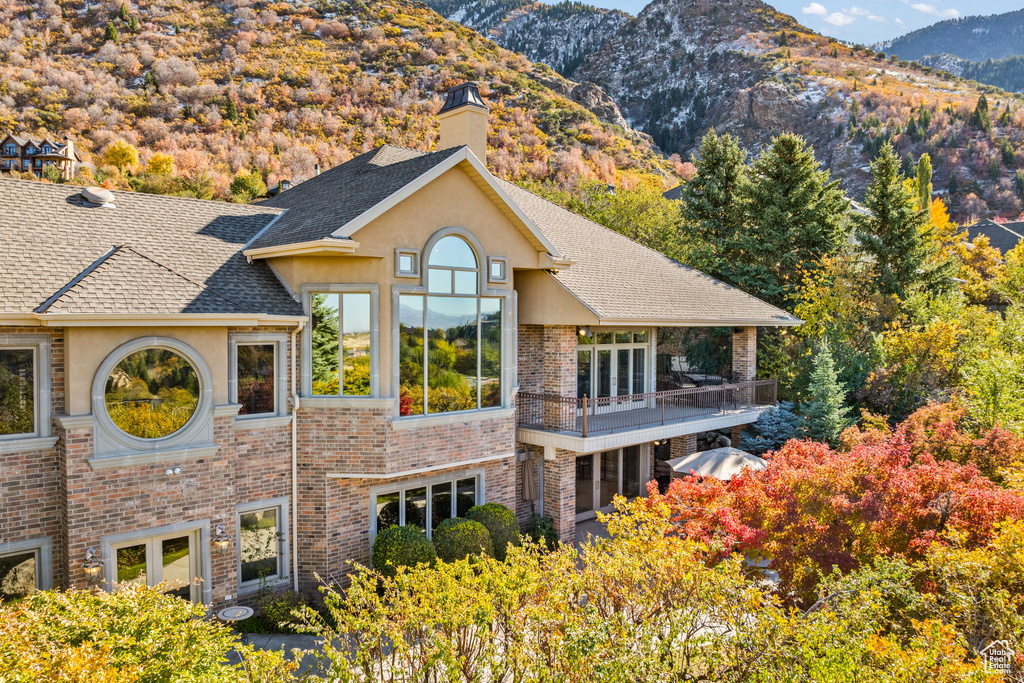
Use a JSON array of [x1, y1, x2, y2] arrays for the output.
[[577, 330, 650, 398], [374, 475, 479, 538], [237, 502, 286, 591], [236, 344, 275, 415], [0, 348, 35, 437], [399, 236, 503, 416], [310, 292, 372, 396]]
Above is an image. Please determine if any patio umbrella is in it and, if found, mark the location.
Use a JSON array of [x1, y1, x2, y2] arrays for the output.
[[667, 447, 767, 481], [522, 453, 538, 503]]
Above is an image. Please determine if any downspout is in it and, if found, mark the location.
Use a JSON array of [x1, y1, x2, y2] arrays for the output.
[[290, 320, 304, 592]]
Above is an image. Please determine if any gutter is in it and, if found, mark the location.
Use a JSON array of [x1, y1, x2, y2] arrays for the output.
[[290, 319, 304, 593]]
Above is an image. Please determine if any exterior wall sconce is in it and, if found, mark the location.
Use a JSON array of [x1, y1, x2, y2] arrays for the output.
[[82, 547, 103, 584], [212, 524, 232, 554], [577, 326, 591, 337]]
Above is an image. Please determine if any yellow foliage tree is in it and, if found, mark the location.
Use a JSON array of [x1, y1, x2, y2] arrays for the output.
[[104, 140, 139, 173], [146, 153, 175, 175]]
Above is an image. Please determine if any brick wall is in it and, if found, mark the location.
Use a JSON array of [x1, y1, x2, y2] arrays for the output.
[[542, 449, 577, 543], [732, 327, 757, 382]]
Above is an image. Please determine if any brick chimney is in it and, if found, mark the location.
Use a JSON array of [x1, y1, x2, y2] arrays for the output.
[[437, 82, 488, 163]]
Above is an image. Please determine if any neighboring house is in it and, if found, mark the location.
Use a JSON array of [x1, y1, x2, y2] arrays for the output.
[[964, 218, 1024, 256], [0, 83, 799, 608], [0, 133, 80, 181]]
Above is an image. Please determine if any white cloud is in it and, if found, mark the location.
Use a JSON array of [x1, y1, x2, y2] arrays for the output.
[[909, 3, 960, 18], [867, 14, 888, 22], [895, 17, 904, 24], [823, 11, 856, 25], [847, 6, 871, 16], [803, 2, 828, 16]]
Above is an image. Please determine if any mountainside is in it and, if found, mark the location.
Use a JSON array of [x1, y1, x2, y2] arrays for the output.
[[881, 9, 1024, 63], [0, 0, 670, 199], [919, 53, 1024, 95]]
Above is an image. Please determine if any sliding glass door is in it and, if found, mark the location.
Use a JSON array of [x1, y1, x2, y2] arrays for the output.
[[575, 445, 645, 521]]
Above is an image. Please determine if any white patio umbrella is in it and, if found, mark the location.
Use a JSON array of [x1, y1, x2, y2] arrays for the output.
[[667, 447, 767, 481]]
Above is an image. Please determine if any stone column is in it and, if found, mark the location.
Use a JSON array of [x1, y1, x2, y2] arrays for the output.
[[670, 434, 697, 460], [542, 326, 577, 431], [542, 448, 577, 544], [732, 326, 757, 405]]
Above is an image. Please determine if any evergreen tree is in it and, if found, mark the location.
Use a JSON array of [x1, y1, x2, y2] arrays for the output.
[[224, 98, 238, 122], [970, 94, 991, 131], [129, 15, 139, 32], [118, 2, 129, 21], [310, 294, 339, 386], [736, 133, 850, 308], [678, 129, 747, 281], [854, 142, 955, 300], [104, 21, 118, 42], [741, 401, 800, 455], [916, 153, 932, 212], [801, 342, 852, 447]]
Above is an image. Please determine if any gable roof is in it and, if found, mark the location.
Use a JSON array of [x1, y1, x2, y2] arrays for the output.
[[500, 180, 801, 327], [0, 179, 301, 319], [965, 218, 1024, 255], [248, 144, 562, 259]]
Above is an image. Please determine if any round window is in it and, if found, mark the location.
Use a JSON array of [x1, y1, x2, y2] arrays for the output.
[[104, 348, 200, 439]]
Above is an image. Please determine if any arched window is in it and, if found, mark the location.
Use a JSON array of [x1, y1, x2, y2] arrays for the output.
[[398, 233, 503, 416]]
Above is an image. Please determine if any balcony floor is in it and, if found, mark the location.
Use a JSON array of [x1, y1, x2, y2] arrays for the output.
[[568, 401, 760, 438]]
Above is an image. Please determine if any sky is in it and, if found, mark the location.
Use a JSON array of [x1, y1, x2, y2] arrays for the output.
[[587, 0, 1024, 44]]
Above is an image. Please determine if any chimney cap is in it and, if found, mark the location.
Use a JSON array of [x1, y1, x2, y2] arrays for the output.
[[439, 82, 487, 115]]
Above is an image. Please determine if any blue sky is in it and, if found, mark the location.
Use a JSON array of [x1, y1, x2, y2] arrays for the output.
[[587, 0, 1024, 44]]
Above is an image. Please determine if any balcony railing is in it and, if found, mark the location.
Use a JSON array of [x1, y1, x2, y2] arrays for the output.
[[516, 379, 777, 437]]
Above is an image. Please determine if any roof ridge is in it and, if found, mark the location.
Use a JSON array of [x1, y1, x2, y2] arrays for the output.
[[116, 245, 254, 311]]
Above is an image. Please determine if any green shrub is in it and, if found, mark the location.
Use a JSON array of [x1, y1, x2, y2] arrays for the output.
[[466, 503, 521, 560], [432, 517, 493, 562], [525, 514, 559, 550], [372, 525, 436, 578], [257, 589, 308, 633]]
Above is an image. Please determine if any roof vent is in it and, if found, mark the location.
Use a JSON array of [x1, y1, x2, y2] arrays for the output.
[[81, 186, 116, 208]]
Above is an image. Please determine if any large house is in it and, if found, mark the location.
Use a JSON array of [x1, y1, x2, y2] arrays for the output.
[[1, 133, 80, 181], [0, 83, 798, 606]]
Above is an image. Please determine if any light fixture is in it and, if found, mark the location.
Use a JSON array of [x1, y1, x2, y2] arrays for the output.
[[577, 326, 591, 337], [82, 547, 103, 584], [212, 524, 232, 554]]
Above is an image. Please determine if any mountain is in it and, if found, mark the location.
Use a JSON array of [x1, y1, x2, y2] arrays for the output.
[[881, 9, 1024, 63], [918, 54, 1024, 94], [0, 0, 669, 200]]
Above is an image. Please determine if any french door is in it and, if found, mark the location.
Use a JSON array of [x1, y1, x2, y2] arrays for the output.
[[577, 331, 651, 418], [112, 531, 201, 602], [575, 445, 644, 521]]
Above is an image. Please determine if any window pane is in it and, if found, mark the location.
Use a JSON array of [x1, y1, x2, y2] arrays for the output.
[[116, 544, 147, 585], [633, 348, 646, 394], [623, 446, 641, 498], [634, 331, 649, 343], [376, 491, 402, 531], [600, 451, 618, 508], [598, 350, 611, 398], [578, 333, 593, 345], [456, 478, 477, 516], [406, 487, 427, 530], [596, 332, 613, 344], [427, 297, 478, 414], [577, 349, 592, 399], [398, 296, 424, 416], [240, 508, 280, 583], [342, 293, 371, 396], [617, 349, 630, 396], [490, 261, 504, 280], [428, 268, 452, 294], [105, 349, 199, 439], [429, 236, 476, 269], [161, 536, 191, 599], [237, 344, 275, 415], [0, 349, 34, 436], [615, 331, 631, 344], [480, 298, 502, 408], [453, 270, 478, 295], [311, 293, 340, 395], [0, 551, 37, 599], [399, 254, 414, 272], [431, 482, 453, 530]]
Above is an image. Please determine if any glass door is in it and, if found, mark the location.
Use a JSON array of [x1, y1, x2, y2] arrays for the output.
[[575, 454, 596, 520], [114, 532, 200, 602], [577, 332, 651, 416]]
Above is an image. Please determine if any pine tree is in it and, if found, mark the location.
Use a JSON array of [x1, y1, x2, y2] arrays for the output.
[[678, 129, 747, 282], [801, 342, 851, 447], [103, 21, 118, 43], [129, 15, 139, 32], [970, 94, 991, 131], [118, 2, 129, 21], [736, 133, 850, 309], [224, 98, 238, 122], [916, 153, 932, 212], [854, 142, 955, 300]]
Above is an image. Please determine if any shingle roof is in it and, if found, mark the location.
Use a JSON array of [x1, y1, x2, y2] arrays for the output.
[[250, 145, 465, 250], [965, 219, 1024, 255], [500, 180, 801, 326], [0, 179, 301, 317]]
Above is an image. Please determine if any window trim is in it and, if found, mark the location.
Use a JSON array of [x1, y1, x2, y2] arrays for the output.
[[229, 333, 287, 419], [0, 536, 52, 596], [395, 248, 420, 278], [0, 334, 51, 442], [236, 496, 290, 595], [300, 284, 380, 399], [369, 470, 485, 540], [487, 256, 509, 284]]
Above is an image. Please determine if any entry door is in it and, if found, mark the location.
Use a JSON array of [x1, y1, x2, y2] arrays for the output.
[[576, 446, 646, 521], [113, 532, 200, 602]]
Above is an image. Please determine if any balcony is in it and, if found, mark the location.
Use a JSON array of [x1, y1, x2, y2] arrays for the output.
[[516, 379, 777, 440]]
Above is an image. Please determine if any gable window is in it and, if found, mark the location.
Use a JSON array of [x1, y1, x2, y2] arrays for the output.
[[25, 146, 34, 155], [395, 248, 420, 278], [42, 145, 51, 154], [373, 475, 479, 539], [398, 235, 503, 416], [3, 145, 14, 155], [310, 291, 373, 396], [237, 498, 289, 593]]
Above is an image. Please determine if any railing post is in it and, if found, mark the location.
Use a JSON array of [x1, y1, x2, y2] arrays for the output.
[[581, 395, 588, 438]]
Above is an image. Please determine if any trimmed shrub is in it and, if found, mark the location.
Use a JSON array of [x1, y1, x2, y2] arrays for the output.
[[432, 517, 493, 562], [466, 503, 521, 560], [372, 525, 436, 579], [525, 514, 559, 550]]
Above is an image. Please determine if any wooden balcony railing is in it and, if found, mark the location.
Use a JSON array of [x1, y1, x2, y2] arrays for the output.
[[516, 379, 777, 437]]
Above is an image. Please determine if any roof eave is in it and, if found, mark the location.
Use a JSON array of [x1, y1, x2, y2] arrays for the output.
[[593, 316, 804, 328], [244, 237, 361, 260], [1, 312, 307, 327]]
